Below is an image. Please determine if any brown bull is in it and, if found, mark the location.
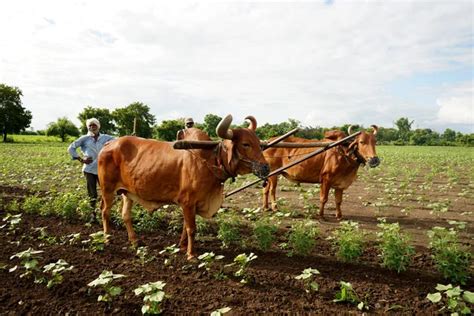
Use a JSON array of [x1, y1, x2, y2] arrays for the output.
[[263, 126, 379, 219], [98, 115, 269, 260]]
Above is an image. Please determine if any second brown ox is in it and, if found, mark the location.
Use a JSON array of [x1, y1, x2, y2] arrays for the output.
[[98, 115, 269, 260], [263, 126, 380, 219]]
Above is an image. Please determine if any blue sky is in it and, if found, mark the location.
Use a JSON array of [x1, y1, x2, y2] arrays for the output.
[[0, 0, 472, 133]]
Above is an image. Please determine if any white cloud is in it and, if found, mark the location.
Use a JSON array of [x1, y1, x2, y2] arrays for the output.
[[0, 0, 472, 132], [436, 82, 473, 126]]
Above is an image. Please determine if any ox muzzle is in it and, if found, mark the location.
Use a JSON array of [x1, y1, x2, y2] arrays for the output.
[[252, 161, 270, 179], [367, 156, 380, 168]]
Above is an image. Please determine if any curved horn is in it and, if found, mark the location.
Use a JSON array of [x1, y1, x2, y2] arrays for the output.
[[216, 114, 234, 139], [371, 125, 378, 136], [347, 125, 354, 135], [245, 115, 257, 131]]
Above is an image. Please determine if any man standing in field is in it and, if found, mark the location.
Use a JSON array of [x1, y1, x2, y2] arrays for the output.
[[176, 117, 194, 140], [68, 118, 115, 213]]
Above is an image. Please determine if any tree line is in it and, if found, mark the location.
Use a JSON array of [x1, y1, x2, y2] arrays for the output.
[[1, 83, 472, 146]]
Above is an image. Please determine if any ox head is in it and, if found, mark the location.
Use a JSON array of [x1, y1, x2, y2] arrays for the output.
[[216, 115, 270, 179], [347, 125, 380, 168]]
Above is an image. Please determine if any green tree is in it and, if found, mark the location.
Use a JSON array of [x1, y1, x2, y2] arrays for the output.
[[394, 117, 414, 143], [78, 106, 116, 134], [0, 84, 32, 142], [112, 102, 156, 138], [153, 119, 184, 141], [410, 128, 440, 145], [256, 119, 300, 140], [202, 114, 222, 138], [46, 117, 80, 142], [441, 128, 456, 143]]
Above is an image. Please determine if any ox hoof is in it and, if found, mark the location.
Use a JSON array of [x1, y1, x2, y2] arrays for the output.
[[318, 215, 326, 221], [187, 254, 198, 262], [336, 216, 343, 221]]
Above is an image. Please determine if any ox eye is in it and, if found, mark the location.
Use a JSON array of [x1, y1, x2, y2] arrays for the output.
[[242, 143, 251, 148]]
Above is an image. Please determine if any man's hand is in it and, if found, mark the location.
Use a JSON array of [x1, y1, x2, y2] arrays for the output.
[[83, 157, 93, 164]]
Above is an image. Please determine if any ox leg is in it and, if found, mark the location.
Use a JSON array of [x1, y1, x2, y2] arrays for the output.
[[101, 192, 115, 236], [319, 181, 330, 219], [267, 175, 279, 211], [335, 189, 343, 220], [179, 222, 188, 252], [121, 194, 138, 247], [182, 206, 197, 260]]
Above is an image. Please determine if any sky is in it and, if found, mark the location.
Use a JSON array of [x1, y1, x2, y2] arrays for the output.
[[0, 0, 473, 133]]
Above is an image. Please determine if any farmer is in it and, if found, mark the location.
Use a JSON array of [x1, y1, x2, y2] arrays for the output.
[[176, 117, 194, 140], [68, 118, 115, 211]]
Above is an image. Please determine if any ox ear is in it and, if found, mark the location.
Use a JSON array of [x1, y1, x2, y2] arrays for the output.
[[371, 125, 378, 136], [225, 141, 237, 167]]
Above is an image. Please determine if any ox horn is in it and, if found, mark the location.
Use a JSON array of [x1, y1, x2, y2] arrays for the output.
[[216, 114, 234, 139], [245, 116, 257, 131], [348, 125, 354, 135], [371, 125, 378, 136]]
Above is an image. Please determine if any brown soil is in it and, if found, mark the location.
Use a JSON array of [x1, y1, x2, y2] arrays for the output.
[[1, 182, 473, 315]]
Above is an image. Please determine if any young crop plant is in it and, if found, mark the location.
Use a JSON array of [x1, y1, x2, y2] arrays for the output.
[[43, 259, 74, 288], [217, 214, 241, 248], [1, 213, 22, 234], [60, 232, 81, 245], [51, 192, 83, 220], [427, 227, 472, 285], [134, 281, 167, 315], [295, 268, 320, 293], [159, 244, 180, 267], [197, 252, 225, 279], [226, 253, 257, 284], [82, 231, 110, 252], [427, 284, 474, 315], [287, 221, 318, 257], [22, 195, 44, 214], [428, 200, 451, 215], [376, 218, 414, 273], [210, 307, 232, 316], [87, 270, 126, 303], [329, 221, 365, 262], [9, 248, 44, 282], [33, 226, 58, 246], [333, 281, 369, 311], [253, 219, 278, 251], [136, 246, 156, 266]]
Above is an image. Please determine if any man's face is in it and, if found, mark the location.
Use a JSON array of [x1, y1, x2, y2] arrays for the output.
[[186, 122, 194, 128], [88, 123, 99, 134]]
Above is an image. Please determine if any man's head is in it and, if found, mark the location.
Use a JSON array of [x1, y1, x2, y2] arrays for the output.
[[86, 118, 100, 135], [185, 117, 194, 128]]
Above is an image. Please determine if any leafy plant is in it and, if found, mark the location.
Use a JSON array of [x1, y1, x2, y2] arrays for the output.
[[159, 244, 180, 267], [9, 248, 44, 281], [330, 221, 365, 262], [136, 246, 156, 266], [427, 227, 472, 285], [253, 219, 278, 251], [51, 192, 83, 220], [60, 232, 81, 245], [82, 231, 110, 252], [33, 226, 58, 245], [287, 221, 318, 257], [376, 218, 414, 273], [197, 252, 225, 279], [134, 281, 167, 315], [333, 281, 368, 311], [295, 268, 320, 293], [217, 216, 241, 248], [43, 259, 74, 288], [1, 213, 22, 233], [87, 270, 126, 303], [226, 253, 257, 284], [22, 195, 44, 214], [426, 284, 473, 315]]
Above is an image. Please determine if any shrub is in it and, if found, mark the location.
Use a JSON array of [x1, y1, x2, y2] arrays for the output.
[[427, 227, 472, 285], [22, 195, 44, 214], [376, 218, 414, 273], [287, 221, 318, 256], [330, 221, 365, 262]]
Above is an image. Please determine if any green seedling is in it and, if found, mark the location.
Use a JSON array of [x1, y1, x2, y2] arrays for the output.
[[159, 244, 180, 266], [295, 268, 320, 293], [9, 248, 44, 282], [134, 281, 167, 315], [136, 246, 156, 266], [33, 226, 58, 245], [253, 219, 278, 251], [197, 252, 225, 279], [61, 233, 81, 245], [210, 307, 232, 316], [376, 218, 414, 273], [287, 221, 318, 257], [330, 221, 365, 262], [427, 227, 472, 285], [427, 284, 474, 315], [226, 252, 257, 284], [333, 281, 368, 311], [87, 270, 126, 303], [82, 231, 110, 252], [217, 215, 241, 248], [1, 213, 22, 233], [43, 259, 74, 288]]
